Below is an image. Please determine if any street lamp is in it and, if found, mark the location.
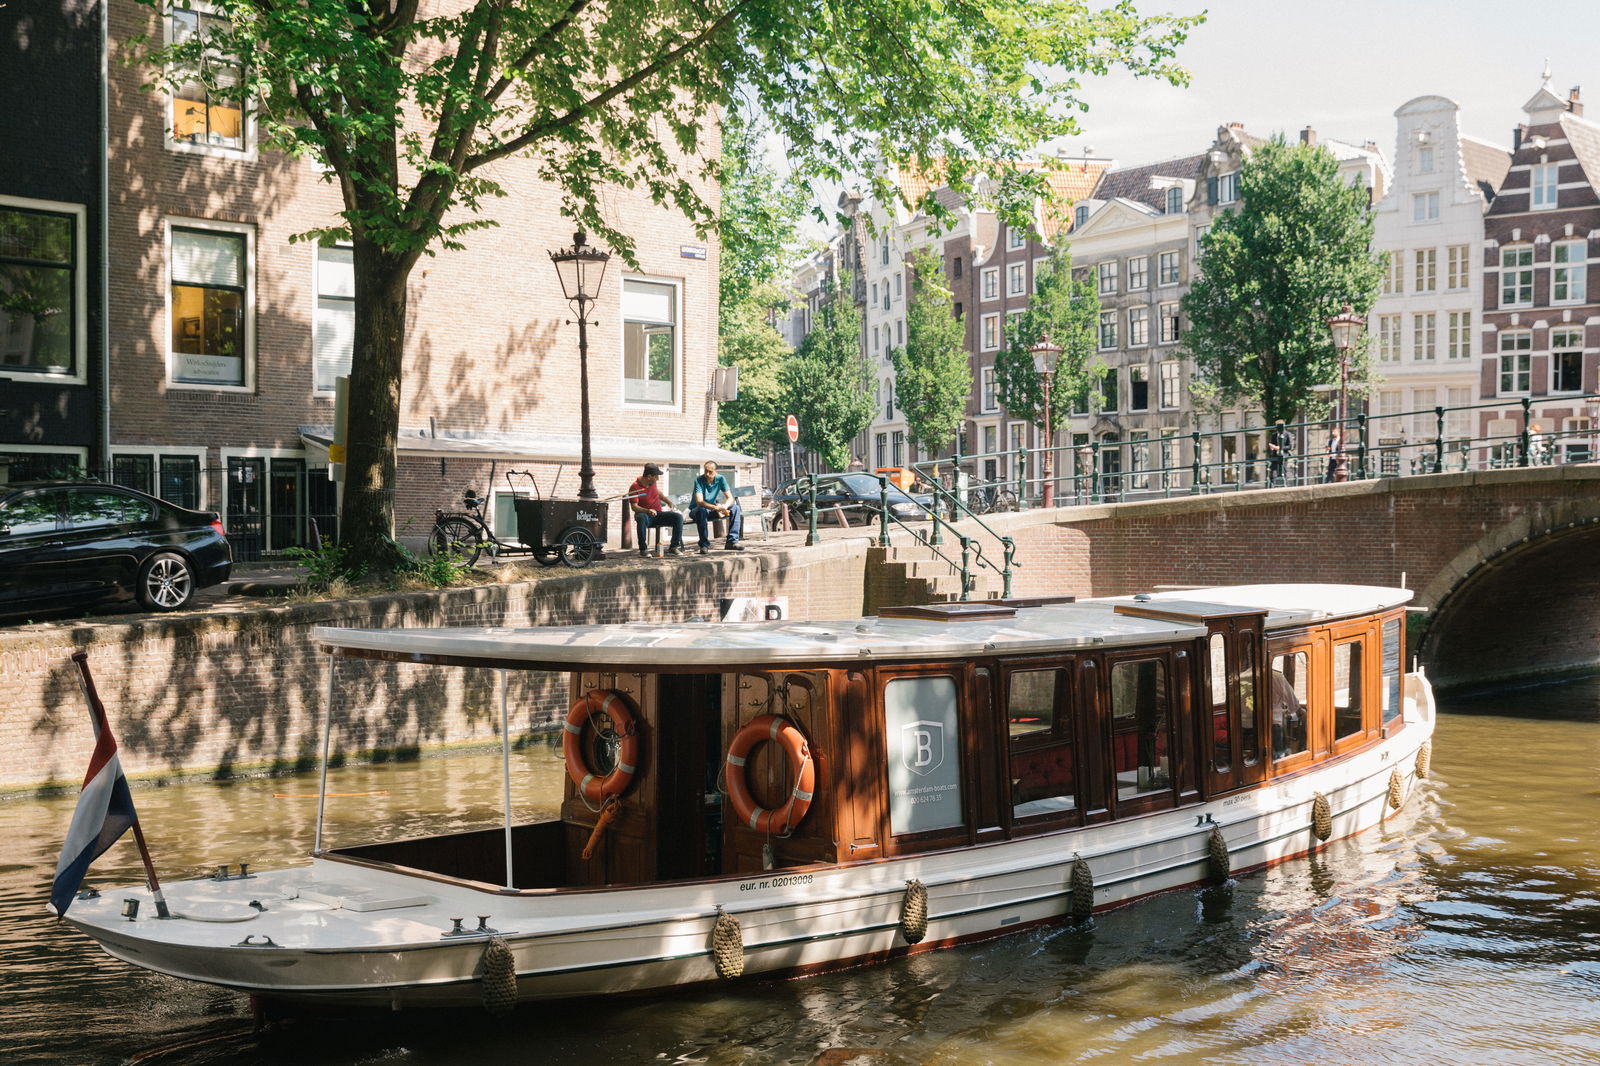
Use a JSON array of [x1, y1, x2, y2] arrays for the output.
[[549, 231, 612, 499], [1031, 335, 1063, 507], [1326, 304, 1366, 483]]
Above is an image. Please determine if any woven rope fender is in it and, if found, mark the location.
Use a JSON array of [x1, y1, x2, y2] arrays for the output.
[[900, 880, 928, 944], [1068, 856, 1095, 922], [1206, 825, 1231, 884], [479, 936, 517, 1016], [1312, 792, 1333, 842], [1415, 739, 1433, 780], [1387, 768, 1405, 810], [711, 907, 744, 979]]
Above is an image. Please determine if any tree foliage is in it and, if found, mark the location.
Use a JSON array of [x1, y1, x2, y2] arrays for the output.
[[780, 274, 874, 471], [993, 239, 1100, 432], [132, 0, 1200, 569], [1180, 137, 1386, 422], [891, 248, 970, 458]]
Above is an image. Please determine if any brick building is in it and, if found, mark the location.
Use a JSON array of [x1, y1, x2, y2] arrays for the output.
[[1480, 73, 1600, 463], [3, 0, 739, 555]]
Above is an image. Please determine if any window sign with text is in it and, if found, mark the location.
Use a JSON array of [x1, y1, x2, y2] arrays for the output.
[[884, 676, 964, 835]]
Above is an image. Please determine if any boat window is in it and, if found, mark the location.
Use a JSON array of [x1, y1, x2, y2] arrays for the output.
[[1209, 633, 1230, 773], [884, 676, 964, 835], [1007, 669, 1075, 819], [1110, 659, 1170, 800], [1271, 651, 1309, 758], [1381, 618, 1402, 726], [1239, 633, 1259, 765], [1333, 640, 1364, 740]]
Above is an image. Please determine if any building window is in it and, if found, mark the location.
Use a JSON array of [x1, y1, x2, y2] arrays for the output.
[[981, 313, 1000, 351], [169, 7, 245, 152], [880, 237, 890, 265], [1553, 239, 1586, 304], [870, 281, 877, 307], [1074, 204, 1089, 230], [953, 302, 962, 320], [1417, 145, 1435, 174], [1096, 260, 1117, 295], [874, 432, 888, 468], [1126, 256, 1149, 291], [894, 273, 902, 299], [1158, 361, 1180, 408], [981, 366, 997, 412], [885, 379, 895, 419], [1158, 250, 1180, 286], [981, 267, 999, 301], [1411, 192, 1439, 222], [1447, 310, 1471, 360], [1194, 224, 1210, 261], [952, 257, 962, 279], [1531, 164, 1560, 210], [112, 451, 204, 509], [1127, 306, 1149, 347], [1165, 186, 1183, 215], [1500, 246, 1533, 307], [1377, 314, 1401, 362], [1446, 244, 1470, 290], [0, 201, 82, 379], [623, 277, 677, 404], [1158, 302, 1180, 344], [1412, 312, 1436, 361], [1498, 330, 1531, 394], [1007, 227, 1027, 251], [1100, 368, 1117, 412], [1414, 247, 1437, 293], [1382, 253, 1403, 296], [896, 318, 903, 346], [1008, 262, 1026, 296], [883, 286, 891, 310], [1551, 327, 1584, 392], [1097, 310, 1117, 350], [1216, 171, 1239, 203], [314, 244, 354, 392], [1128, 364, 1149, 411], [170, 224, 248, 387]]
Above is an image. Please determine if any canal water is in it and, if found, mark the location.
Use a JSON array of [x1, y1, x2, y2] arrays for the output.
[[2, 679, 1596, 1066]]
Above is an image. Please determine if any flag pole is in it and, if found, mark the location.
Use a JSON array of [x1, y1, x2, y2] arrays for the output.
[[71, 651, 169, 918]]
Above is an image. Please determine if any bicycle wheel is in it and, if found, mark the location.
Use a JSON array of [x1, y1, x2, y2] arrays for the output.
[[430, 516, 484, 565], [992, 489, 1019, 512], [557, 527, 598, 568], [965, 490, 988, 515]]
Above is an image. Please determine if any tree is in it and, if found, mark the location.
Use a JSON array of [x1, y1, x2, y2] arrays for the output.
[[136, 0, 1199, 571], [717, 111, 808, 456], [780, 274, 874, 471], [891, 248, 970, 460], [993, 239, 1100, 432], [1180, 137, 1386, 423]]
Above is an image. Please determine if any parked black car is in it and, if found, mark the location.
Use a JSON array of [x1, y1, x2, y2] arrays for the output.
[[0, 481, 232, 620], [772, 472, 936, 525]]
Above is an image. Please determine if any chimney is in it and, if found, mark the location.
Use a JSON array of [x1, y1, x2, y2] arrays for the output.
[[1569, 86, 1584, 117], [1300, 125, 1316, 146], [1513, 124, 1525, 152], [1363, 140, 1379, 154], [1228, 121, 1244, 130]]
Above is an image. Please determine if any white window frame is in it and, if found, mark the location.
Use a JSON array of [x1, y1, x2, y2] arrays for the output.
[[1032, 256, 1049, 294], [0, 443, 88, 480], [1382, 252, 1403, 296], [1446, 244, 1470, 290], [1497, 331, 1531, 396], [1158, 361, 1180, 409], [1165, 187, 1183, 215], [313, 242, 354, 394], [0, 194, 89, 386], [1096, 260, 1118, 296], [981, 267, 999, 301], [163, 1, 255, 161], [1530, 164, 1560, 210], [1127, 255, 1149, 291], [1007, 262, 1026, 297], [1157, 250, 1180, 286], [1413, 247, 1437, 293], [1411, 191, 1439, 223], [1500, 245, 1534, 308], [1552, 239, 1586, 305], [1127, 305, 1149, 347], [1550, 327, 1584, 393], [1007, 227, 1027, 251], [1158, 301, 1180, 345], [1412, 312, 1437, 361], [1128, 364, 1150, 412], [980, 312, 1000, 352], [1446, 310, 1471, 360], [108, 445, 212, 508], [981, 366, 997, 412], [620, 273, 683, 409], [1097, 310, 1117, 351], [1377, 314, 1401, 362], [165, 215, 255, 393], [1216, 171, 1239, 204]]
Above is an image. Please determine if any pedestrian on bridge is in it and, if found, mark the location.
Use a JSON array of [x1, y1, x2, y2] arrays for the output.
[[1267, 419, 1293, 486]]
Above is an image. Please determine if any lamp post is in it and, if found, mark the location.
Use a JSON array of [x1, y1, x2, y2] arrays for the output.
[[1031, 335, 1063, 507], [549, 231, 612, 499], [1326, 304, 1366, 484]]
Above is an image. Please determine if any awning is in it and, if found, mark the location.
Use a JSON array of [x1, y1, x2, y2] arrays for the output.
[[299, 426, 762, 469]]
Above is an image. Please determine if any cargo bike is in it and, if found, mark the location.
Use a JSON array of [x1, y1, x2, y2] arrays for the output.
[[429, 469, 607, 568]]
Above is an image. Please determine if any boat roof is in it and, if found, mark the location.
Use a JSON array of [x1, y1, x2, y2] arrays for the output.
[[314, 584, 1412, 669]]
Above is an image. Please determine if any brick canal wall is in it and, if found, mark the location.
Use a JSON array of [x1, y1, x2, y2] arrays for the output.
[[0, 545, 865, 794]]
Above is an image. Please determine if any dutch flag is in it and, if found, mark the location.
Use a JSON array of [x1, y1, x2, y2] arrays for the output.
[[49, 711, 138, 917]]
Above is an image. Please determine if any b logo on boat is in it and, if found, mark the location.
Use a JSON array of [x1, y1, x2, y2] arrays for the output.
[[901, 719, 947, 777]]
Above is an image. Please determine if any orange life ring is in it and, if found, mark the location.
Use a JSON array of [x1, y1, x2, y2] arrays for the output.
[[563, 689, 639, 805], [725, 715, 816, 834]]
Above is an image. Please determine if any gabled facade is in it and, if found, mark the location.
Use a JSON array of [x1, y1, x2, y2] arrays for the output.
[[1480, 74, 1600, 463]]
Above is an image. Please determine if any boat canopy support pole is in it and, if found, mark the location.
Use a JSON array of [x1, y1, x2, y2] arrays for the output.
[[500, 670, 514, 890], [314, 653, 338, 855]]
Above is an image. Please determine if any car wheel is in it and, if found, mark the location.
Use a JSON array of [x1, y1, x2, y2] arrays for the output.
[[138, 552, 195, 611]]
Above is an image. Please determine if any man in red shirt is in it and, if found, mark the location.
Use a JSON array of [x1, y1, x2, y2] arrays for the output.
[[627, 463, 685, 556]]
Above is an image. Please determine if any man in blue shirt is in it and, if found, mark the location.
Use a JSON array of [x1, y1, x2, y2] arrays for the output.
[[690, 460, 743, 553]]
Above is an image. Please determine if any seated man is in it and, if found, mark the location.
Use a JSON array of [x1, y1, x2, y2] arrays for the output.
[[627, 463, 685, 556], [689, 460, 743, 554]]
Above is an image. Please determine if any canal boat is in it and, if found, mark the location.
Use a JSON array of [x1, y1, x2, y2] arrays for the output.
[[56, 584, 1435, 1010]]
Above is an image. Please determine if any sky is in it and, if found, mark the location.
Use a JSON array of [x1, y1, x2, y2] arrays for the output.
[[1044, 0, 1600, 166]]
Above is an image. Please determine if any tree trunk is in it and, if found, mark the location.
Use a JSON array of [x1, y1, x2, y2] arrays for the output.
[[339, 241, 413, 575]]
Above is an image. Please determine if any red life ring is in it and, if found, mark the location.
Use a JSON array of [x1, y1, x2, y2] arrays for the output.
[[563, 689, 640, 805], [725, 715, 816, 834]]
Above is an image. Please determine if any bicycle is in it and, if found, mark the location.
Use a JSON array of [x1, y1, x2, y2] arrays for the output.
[[965, 482, 1019, 516], [430, 488, 495, 565]]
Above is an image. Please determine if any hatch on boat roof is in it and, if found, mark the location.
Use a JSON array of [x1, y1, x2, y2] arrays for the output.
[[1114, 599, 1269, 624], [877, 602, 1019, 621]]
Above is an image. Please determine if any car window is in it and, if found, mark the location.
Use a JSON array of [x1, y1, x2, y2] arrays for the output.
[[63, 489, 157, 530], [0, 492, 62, 535]]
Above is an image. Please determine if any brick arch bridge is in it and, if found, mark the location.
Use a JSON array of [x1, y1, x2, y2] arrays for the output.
[[965, 465, 1600, 692]]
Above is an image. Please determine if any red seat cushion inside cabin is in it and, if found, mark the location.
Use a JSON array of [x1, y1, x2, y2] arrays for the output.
[[1010, 744, 1074, 805]]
